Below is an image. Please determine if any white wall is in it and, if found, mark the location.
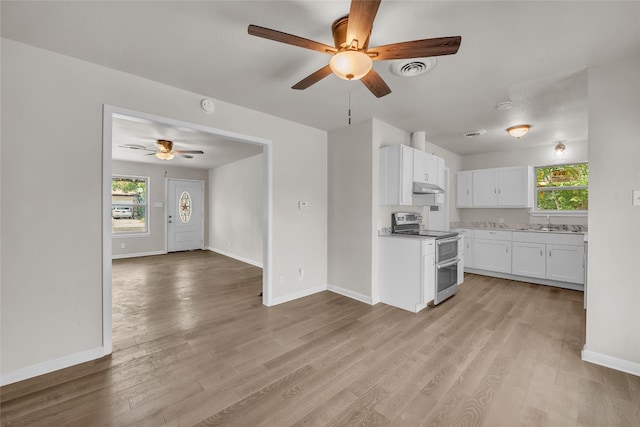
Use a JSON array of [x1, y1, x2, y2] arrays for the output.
[[584, 54, 640, 373], [112, 160, 209, 258], [459, 140, 589, 226], [208, 154, 263, 266], [327, 119, 374, 302], [0, 39, 327, 379]]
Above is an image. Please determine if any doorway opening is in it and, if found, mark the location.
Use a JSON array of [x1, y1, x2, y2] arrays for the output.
[[102, 105, 273, 354]]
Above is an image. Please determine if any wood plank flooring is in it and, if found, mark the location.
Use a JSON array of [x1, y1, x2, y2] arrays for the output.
[[1, 250, 639, 426]]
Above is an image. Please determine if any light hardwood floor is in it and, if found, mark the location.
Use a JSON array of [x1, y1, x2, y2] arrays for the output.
[[1, 251, 639, 426]]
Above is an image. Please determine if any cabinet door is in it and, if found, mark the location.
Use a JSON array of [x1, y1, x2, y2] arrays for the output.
[[423, 252, 435, 304], [547, 244, 585, 284], [473, 239, 511, 273], [379, 145, 412, 205], [512, 242, 546, 279], [464, 238, 474, 269], [436, 157, 445, 189], [497, 167, 529, 207], [400, 145, 413, 205], [413, 150, 438, 185], [456, 171, 473, 207], [472, 169, 498, 206]]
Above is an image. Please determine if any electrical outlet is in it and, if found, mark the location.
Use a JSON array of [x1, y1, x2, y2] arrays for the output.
[[120, 242, 125, 249], [498, 218, 504, 224], [279, 275, 285, 285], [298, 268, 304, 280]]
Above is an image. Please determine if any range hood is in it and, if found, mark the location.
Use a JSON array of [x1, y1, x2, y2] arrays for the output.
[[413, 181, 444, 194]]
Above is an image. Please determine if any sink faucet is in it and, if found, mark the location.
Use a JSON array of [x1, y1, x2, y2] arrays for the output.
[[546, 215, 551, 229]]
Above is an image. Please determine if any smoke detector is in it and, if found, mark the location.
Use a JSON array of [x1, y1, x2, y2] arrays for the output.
[[390, 58, 437, 77]]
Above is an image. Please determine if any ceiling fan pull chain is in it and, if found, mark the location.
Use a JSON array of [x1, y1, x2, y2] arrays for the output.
[[348, 80, 352, 125]]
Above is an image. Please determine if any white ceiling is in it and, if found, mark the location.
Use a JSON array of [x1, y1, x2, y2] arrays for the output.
[[2, 1, 639, 157], [111, 114, 263, 169]]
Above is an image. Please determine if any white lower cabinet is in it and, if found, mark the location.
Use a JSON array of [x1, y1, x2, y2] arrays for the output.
[[473, 230, 512, 274], [379, 236, 435, 313], [512, 242, 546, 279], [547, 244, 585, 284]]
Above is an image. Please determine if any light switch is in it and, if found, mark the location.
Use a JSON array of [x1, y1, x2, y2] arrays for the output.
[[154, 202, 164, 208], [633, 190, 640, 206], [298, 201, 309, 210]]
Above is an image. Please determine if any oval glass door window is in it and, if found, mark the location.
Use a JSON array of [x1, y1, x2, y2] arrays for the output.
[[179, 191, 192, 223]]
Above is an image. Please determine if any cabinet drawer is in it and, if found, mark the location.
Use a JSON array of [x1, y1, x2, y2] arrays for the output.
[[513, 231, 585, 245], [473, 229, 512, 241]]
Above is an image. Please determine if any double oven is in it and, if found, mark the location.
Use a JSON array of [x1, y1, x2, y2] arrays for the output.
[[391, 212, 461, 305]]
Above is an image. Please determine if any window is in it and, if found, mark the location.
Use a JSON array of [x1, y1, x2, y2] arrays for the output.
[[534, 163, 588, 214], [112, 176, 148, 234]]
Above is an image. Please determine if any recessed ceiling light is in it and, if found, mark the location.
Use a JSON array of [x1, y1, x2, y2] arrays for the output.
[[464, 130, 486, 138], [496, 101, 513, 110]]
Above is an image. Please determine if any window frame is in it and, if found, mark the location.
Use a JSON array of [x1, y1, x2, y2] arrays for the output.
[[111, 175, 150, 237], [530, 162, 588, 217]]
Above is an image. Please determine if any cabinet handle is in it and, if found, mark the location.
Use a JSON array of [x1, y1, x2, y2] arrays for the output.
[[506, 247, 509, 253], [498, 188, 501, 194], [467, 189, 469, 195], [540, 249, 543, 256], [549, 250, 552, 257], [494, 188, 497, 194]]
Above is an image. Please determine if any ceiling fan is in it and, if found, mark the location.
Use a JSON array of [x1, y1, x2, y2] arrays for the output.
[[248, 0, 461, 98], [120, 140, 204, 160]]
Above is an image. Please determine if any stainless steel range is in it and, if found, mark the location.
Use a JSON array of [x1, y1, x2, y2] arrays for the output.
[[391, 212, 461, 305]]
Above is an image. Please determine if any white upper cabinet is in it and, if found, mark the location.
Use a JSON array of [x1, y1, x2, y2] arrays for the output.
[[379, 144, 413, 205], [461, 165, 533, 208], [456, 170, 473, 207], [380, 145, 445, 206], [413, 149, 439, 186]]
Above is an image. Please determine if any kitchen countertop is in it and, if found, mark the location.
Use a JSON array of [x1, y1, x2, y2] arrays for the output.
[[452, 222, 586, 235]]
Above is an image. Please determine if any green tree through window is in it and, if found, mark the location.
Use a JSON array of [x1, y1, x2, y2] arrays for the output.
[[535, 163, 588, 212]]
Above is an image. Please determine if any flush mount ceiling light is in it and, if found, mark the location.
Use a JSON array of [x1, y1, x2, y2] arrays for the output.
[[506, 124, 531, 138], [554, 141, 566, 157], [329, 49, 373, 80], [155, 152, 175, 160]]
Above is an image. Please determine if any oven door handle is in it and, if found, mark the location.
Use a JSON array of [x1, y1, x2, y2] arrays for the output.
[[437, 258, 459, 269], [436, 237, 459, 245]]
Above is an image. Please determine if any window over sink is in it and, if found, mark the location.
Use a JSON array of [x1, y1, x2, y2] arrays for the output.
[[533, 163, 588, 215]]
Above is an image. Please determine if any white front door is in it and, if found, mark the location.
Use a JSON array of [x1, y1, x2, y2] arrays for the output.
[[167, 179, 204, 252]]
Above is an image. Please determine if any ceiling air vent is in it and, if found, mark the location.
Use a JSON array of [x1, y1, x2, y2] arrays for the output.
[[390, 58, 437, 77], [464, 130, 486, 138]]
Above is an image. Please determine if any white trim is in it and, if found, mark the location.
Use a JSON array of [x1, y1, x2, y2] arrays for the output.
[[327, 284, 375, 305], [582, 347, 640, 377], [206, 247, 263, 268], [103, 104, 273, 365], [270, 285, 327, 306], [112, 250, 167, 260], [0, 347, 106, 387], [529, 210, 588, 217], [464, 268, 584, 291]]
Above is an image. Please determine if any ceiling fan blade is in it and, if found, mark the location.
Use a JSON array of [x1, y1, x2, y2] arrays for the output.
[[361, 69, 391, 98], [368, 36, 462, 61], [292, 64, 333, 90], [346, 0, 381, 49], [119, 144, 156, 152], [178, 154, 194, 159], [173, 150, 204, 155], [248, 25, 337, 54]]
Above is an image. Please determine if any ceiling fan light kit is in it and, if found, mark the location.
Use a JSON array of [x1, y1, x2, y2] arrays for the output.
[[506, 124, 531, 138], [155, 152, 175, 160], [554, 141, 566, 157], [329, 50, 372, 80]]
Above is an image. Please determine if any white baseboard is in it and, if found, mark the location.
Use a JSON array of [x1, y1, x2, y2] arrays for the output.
[[206, 247, 263, 268], [582, 347, 640, 377], [327, 284, 374, 305], [0, 346, 107, 387], [269, 285, 327, 306], [112, 250, 166, 260]]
